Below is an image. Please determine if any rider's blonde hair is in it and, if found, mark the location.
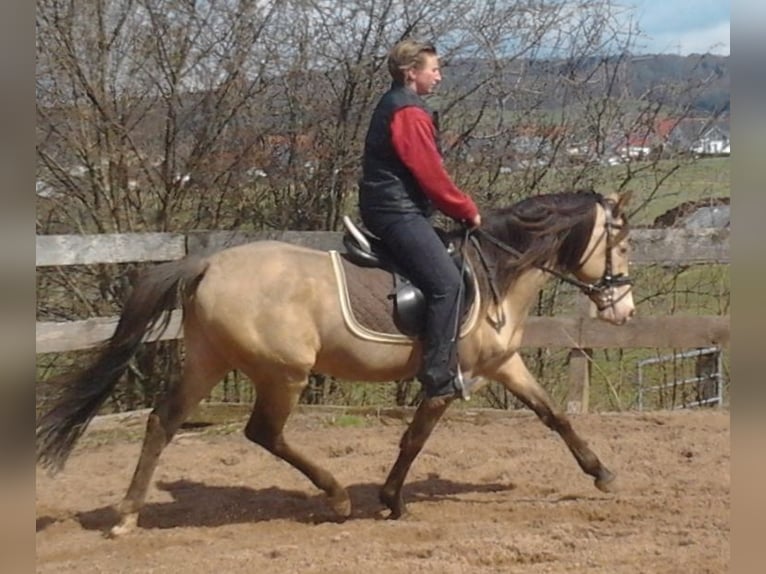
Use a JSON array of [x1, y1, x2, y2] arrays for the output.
[[387, 39, 437, 83]]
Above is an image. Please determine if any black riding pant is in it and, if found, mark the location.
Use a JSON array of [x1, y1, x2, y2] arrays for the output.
[[361, 210, 463, 396]]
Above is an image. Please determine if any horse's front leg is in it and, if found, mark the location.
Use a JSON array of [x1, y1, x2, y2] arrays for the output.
[[379, 396, 451, 519], [493, 353, 616, 492]]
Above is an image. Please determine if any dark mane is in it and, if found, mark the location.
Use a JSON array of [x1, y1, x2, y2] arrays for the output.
[[462, 190, 605, 296]]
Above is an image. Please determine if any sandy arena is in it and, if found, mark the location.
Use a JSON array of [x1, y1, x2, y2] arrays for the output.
[[36, 408, 729, 573]]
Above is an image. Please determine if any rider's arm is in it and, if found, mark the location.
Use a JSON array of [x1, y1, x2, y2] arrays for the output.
[[390, 106, 479, 223]]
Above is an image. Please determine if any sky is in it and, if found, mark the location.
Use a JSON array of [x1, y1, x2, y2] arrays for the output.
[[626, 0, 730, 55]]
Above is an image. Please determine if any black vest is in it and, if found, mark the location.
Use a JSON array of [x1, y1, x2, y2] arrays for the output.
[[359, 83, 441, 217]]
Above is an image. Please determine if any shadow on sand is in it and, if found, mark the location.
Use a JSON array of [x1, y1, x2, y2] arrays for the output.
[[37, 475, 516, 533]]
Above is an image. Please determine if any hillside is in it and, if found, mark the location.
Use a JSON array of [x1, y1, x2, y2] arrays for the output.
[[445, 53, 729, 115]]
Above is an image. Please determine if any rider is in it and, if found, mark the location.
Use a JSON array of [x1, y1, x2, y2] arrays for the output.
[[358, 39, 482, 403]]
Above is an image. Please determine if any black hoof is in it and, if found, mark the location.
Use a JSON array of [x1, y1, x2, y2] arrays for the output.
[[594, 468, 617, 493], [386, 507, 408, 520]]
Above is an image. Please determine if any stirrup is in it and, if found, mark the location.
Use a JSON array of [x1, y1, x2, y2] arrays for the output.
[[455, 366, 476, 401]]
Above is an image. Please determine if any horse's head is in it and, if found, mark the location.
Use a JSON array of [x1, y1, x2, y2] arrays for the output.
[[573, 190, 635, 325]]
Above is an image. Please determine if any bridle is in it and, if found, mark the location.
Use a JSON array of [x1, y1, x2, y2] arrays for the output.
[[468, 197, 633, 314]]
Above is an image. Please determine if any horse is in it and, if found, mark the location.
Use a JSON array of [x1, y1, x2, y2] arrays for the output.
[[36, 189, 635, 537]]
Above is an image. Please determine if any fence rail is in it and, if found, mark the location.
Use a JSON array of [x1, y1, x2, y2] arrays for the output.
[[36, 228, 730, 268], [36, 228, 730, 412], [35, 312, 730, 355]]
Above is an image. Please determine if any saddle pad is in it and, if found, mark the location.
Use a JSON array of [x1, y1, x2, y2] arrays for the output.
[[328, 250, 480, 345]]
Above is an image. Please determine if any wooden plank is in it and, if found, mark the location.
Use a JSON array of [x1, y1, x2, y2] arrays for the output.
[[35, 228, 729, 267], [631, 228, 729, 264], [520, 317, 581, 347], [36, 313, 729, 354], [36, 233, 186, 266], [566, 298, 596, 414], [576, 315, 730, 348], [186, 230, 344, 255], [36, 311, 183, 354], [520, 315, 729, 349]]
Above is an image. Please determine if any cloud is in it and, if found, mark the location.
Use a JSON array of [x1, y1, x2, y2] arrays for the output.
[[678, 21, 730, 55], [646, 20, 730, 55], [629, 0, 729, 33], [623, 0, 730, 55]]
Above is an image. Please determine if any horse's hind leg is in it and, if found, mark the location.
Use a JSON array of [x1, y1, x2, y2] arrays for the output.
[[110, 335, 229, 537], [494, 353, 616, 492], [380, 397, 451, 519], [243, 377, 351, 519]]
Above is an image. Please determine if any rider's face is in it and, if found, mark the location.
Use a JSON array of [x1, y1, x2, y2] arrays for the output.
[[408, 54, 442, 95]]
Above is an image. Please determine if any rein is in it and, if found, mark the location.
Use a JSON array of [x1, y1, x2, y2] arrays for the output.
[[465, 201, 633, 312]]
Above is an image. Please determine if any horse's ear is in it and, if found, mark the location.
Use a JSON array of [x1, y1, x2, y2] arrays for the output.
[[613, 189, 633, 217]]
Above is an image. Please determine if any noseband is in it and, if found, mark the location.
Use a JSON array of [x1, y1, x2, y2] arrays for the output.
[[470, 197, 632, 312]]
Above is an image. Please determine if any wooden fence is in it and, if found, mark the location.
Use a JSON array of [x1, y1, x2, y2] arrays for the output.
[[36, 228, 730, 412]]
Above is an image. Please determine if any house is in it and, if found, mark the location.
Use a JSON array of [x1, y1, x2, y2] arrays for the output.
[[665, 117, 731, 156], [614, 117, 680, 161], [615, 134, 653, 160], [690, 125, 730, 155]]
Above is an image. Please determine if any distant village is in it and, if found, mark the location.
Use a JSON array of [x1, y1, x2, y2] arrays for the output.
[[37, 112, 730, 200], [468, 115, 730, 173]]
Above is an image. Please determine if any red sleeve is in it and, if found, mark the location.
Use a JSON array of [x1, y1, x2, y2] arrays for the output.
[[390, 106, 479, 222]]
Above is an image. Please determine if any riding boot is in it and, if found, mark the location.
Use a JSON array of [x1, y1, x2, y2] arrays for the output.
[[418, 341, 476, 401]]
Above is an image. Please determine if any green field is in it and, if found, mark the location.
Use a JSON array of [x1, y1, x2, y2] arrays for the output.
[[595, 156, 730, 226]]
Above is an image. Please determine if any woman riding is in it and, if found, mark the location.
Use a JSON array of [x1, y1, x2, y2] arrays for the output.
[[358, 39, 482, 403]]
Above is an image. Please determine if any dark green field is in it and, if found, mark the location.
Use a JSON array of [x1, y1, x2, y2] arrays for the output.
[[597, 156, 730, 225]]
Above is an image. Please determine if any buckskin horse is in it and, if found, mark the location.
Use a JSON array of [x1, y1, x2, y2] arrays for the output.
[[36, 189, 635, 537]]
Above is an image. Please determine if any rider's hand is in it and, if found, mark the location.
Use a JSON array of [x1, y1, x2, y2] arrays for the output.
[[467, 213, 481, 229]]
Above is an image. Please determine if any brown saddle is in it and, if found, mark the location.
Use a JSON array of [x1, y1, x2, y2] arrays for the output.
[[340, 217, 476, 338]]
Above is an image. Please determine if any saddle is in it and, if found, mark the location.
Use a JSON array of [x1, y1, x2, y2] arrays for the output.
[[340, 216, 476, 337]]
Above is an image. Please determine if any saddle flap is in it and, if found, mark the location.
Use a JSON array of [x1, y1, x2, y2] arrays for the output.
[[338, 219, 477, 337], [392, 275, 426, 337], [331, 251, 481, 342]]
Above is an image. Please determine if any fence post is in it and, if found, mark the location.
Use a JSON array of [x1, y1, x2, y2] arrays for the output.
[[566, 297, 596, 414]]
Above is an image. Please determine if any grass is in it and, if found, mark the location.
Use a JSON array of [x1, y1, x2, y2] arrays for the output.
[[629, 263, 730, 316], [458, 154, 730, 234], [596, 156, 730, 226], [326, 414, 369, 428]]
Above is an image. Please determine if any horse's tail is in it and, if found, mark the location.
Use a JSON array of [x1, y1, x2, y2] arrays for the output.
[[36, 254, 210, 474]]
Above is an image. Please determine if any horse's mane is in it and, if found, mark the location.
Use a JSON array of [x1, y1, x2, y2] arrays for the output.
[[461, 190, 605, 296]]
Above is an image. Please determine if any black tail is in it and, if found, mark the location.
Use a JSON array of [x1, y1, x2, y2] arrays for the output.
[[36, 255, 209, 473]]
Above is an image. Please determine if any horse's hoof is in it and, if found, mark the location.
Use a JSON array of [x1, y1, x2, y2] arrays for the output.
[[594, 469, 617, 493], [379, 488, 407, 519], [107, 513, 137, 538], [329, 489, 352, 518], [386, 507, 409, 520]]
